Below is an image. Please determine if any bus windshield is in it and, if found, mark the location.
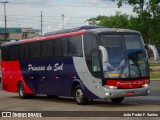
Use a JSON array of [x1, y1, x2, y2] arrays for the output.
[[101, 34, 149, 79]]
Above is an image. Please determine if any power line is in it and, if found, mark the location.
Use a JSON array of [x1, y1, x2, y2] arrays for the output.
[[7, 18, 84, 24], [9, 2, 129, 9], [7, 19, 84, 26], [0, 15, 41, 17], [0, 15, 93, 19]]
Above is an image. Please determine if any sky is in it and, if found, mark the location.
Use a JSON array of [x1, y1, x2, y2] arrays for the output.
[[0, 0, 134, 34]]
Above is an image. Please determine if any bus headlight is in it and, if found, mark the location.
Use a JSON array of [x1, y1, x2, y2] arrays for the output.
[[105, 93, 110, 96], [142, 84, 149, 88]]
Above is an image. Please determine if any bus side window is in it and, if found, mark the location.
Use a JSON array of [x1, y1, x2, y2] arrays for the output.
[[54, 39, 63, 57], [10, 45, 19, 60], [2, 46, 10, 61], [30, 42, 40, 59], [91, 51, 101, 78], [20, 44, 29, 60], [61, 37, 68, 56], [41, 40, 54, 58], [68, 35, 82, 57], [83, 33, 97, 73], [92, 51, 100, 72]]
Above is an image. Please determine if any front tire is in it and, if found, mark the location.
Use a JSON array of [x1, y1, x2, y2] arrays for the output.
[[18, 82, 30, 99], [74, 85, 88, 105], [111, 97, 124, 103]]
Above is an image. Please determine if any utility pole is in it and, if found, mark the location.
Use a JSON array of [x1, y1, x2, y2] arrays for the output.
[[41, 11, 43, 36], [62, 14, 64, 30], [1, 1, 9, 41]]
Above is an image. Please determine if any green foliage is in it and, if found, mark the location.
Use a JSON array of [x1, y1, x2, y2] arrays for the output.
[[87, 0, 160, 45], [86, 12, 129, 28]]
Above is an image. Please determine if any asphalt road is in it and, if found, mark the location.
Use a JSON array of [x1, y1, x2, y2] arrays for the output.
[[0, 81, 160, 119]]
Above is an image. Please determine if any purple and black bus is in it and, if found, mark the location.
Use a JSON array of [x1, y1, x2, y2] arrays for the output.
[[1, 26, 156, 104]]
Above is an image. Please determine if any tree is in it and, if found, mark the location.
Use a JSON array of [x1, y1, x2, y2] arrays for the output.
[[112, 0, 160, 45], [86, 12, 129, 29]]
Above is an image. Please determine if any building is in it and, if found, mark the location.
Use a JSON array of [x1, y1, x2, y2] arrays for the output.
[[0, 27, 41, 44], [22, 28, 41, 39], [0, 28, 22, 43]]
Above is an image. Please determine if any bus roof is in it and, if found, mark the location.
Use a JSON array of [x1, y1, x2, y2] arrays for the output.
[[87, 28, 140, 35], [1, 26, 140, 47], [44, 26, 105, 36], [44, 26, 140, 36]]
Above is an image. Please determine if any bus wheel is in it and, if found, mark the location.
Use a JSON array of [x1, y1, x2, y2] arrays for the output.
[[18, 82, 29, 99], [111, 97, 124, 103], [74, 85, 88, 105]]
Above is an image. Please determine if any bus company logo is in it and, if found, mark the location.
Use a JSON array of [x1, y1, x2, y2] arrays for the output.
[[54, 63, 63, 71], [117, 82, 132, 86], [28, 63, 63, 72]]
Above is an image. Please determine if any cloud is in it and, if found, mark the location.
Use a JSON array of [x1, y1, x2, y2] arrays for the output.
[[0, 0, 133, 33], [47, 26, 52, 30], [8, 0, 50, 4], [87, 0, 99, 5]]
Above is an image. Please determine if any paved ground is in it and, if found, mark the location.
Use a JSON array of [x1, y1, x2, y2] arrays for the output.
[[0, 80, 160, 120]]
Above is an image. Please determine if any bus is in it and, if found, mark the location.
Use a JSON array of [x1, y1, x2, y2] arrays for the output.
[[1, 26, 159, 105]]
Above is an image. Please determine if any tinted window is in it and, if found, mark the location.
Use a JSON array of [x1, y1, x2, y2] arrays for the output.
[[2, 46, 10, 61], [61, 37, 68, 56], [68, 35, 82, 57], [30, 42, 40, 59], [41, 40, 54, 58], [53, 37, 68, 57], [83, 33, 97, 72], [124, 35, 143, 49], [20, 44, 29, 59], [84, 33, 97, 59], [10, 45, 19, 60], [54, 39, 62, 57]]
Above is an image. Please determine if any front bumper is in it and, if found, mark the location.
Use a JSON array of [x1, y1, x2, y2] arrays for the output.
[[102, 86, 150, 99]]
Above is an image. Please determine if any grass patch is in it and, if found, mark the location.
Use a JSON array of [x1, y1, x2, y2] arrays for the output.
[[150, 71, 160, 80], [149, 62, 160, 67], [149, 61, 160, 80]]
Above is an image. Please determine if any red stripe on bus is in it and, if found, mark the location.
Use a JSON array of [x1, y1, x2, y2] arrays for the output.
[[106, 78, 150, 89], [20, 30, 86, 44]]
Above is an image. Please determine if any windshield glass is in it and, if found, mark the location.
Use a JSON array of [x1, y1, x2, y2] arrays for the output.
[[101, 34, 149, 79], [124, 35, 149, 78]]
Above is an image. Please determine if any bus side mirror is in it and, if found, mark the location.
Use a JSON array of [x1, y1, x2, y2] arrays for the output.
[[146, 44, 160, 61], [99, 46, 108, 72], [98, 46, 108, 63]]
